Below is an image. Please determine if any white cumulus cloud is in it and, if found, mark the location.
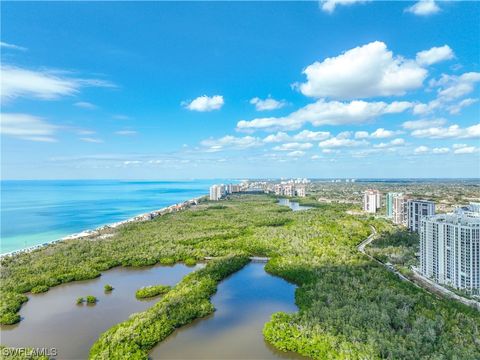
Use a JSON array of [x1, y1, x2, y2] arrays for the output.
[[237, 99, 412, 132], [402, 118, 447, 130], [250, 97, 286, 111], [452, 143, 479, 154], [413, 73, 480, 115], [297, 41, 427, 99], [406, 0, 440, 16], [287, 150, 306, 157], [262, 130, 331, 143], [432, 147, 450, 154], [319, 137, 368, 148], [319, 0, 369, 13], [370, 128, 400, 139], [263, 132, 291, 143], [411, 123, 480, 139], [416, 45, 454, 66], [432, 72, 480, 102], [183, 95, 224, 112], [292, 130, 331, 142], [273, 142, 313, 151], [354, 131, 369, 139], [414, 145, 430, 154], [447, 98, 478, 115], [373, 138, 405, 148], [354, 128, 401, 139]]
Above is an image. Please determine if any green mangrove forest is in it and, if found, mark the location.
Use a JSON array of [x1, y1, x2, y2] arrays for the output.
[[135, 285, 171, 299], [1, 195, 479, 359]]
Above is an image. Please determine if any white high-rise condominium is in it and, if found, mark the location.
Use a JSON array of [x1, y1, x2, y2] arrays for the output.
[[407, 200, 435, 232], [419, 205, 480, 294], [392, 195, 408, 225], [363, 190, 381, 213], [209, 184, 225, 201]]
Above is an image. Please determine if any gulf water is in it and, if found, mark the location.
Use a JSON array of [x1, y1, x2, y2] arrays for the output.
[[0, 180, 221, 254]]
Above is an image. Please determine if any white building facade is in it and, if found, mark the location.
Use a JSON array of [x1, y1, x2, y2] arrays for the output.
[[407, 200, 435, 232], [392, 195, 408, 225], [209, 184, 226, 201], [420, 208, 480, 294], [363, 190, 381, 213], [274, 183, 306, 197]]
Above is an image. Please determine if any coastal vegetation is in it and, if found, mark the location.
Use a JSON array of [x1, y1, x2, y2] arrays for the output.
[[0, 293, 27, 325], [30, 285, 49, 294], [86, 296, 98, 304], [184, 258, 197, 267], [365, 226, 419, 270], [135, 285, 171, 299], [90, 255, 248, 358], [1, 195, 479, 359]]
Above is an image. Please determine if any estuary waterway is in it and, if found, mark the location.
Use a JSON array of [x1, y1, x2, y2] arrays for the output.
[[278, 198, 312, 211], [150, 262, 303, 359], [0, 263, 203, 359]]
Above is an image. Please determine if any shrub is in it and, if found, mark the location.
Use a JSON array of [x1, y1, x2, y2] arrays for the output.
[[104, 284, 113, 292], [159, 257, 175, 266], [86, 295, 97, 304], [30, 285, 49, 294], [135, 285, 171, 299], [184, 258, 197, 267], [0, 312, 21, 325], [76, 297, 84, 305], [0, 292, 28, 325]]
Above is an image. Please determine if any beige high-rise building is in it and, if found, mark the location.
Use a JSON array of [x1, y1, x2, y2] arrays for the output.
[[392, 195, 408, 225]]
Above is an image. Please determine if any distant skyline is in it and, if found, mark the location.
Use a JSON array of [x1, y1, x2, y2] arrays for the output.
[[1, 1, 479, 179]]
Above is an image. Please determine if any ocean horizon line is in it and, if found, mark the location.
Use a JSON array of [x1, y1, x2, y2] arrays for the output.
[[1, 177, 479, 182]]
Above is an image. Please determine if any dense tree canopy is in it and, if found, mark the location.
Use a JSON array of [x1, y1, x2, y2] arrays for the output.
[[1, 195, 479, 359]]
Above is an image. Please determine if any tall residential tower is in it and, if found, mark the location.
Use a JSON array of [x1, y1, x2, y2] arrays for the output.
[[392, 194, 408, 225], [419, 205, 480, 294], [386, 192, 402, 218], [407, 199, 435, 232], [363, 190, 381, 213]]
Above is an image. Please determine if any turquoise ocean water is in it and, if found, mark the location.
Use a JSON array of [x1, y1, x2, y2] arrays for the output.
[[0, 180, 221, 254]]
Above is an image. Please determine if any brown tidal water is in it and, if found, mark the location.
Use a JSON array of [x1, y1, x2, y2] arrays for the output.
[[150, 262, 304, 359], [0, 263, 203, 359]]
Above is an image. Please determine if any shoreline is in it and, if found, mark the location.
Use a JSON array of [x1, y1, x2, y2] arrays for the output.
[[1, 195, 206, 258]]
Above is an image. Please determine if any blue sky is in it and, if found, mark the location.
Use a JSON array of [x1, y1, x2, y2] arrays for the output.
[[1, 1, 479, 179]]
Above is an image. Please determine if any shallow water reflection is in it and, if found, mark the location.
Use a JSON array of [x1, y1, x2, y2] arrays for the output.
[[1, 263, 203, 359], [150, 262, 303, 359], [278, 198, 312, 211]]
